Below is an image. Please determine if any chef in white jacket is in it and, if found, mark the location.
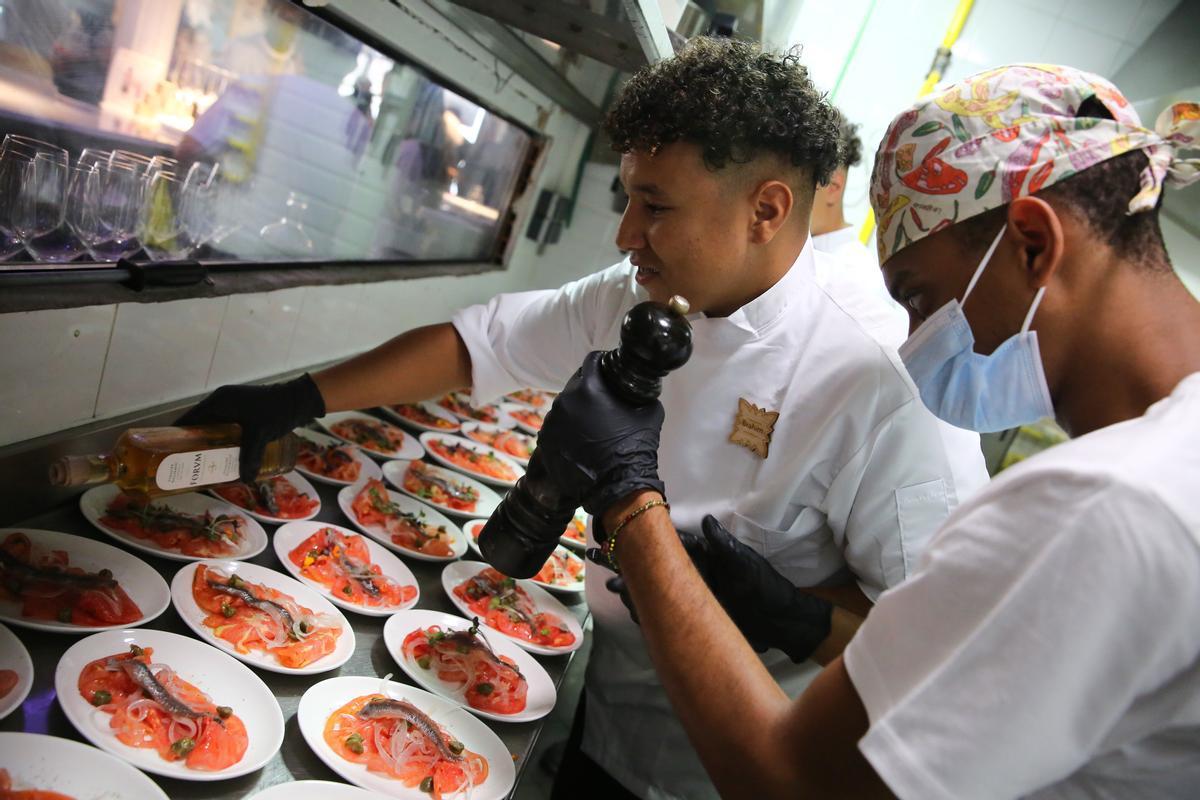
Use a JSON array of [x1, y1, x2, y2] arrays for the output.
[[810, 112, 909, 348], [180, 38, 987, 799]]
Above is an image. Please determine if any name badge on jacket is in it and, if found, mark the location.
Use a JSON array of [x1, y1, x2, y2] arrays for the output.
[[730, 398, 779, 459]]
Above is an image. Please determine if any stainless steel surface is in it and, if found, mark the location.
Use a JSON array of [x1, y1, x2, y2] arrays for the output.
[[426, 0, 604, 125], [439, 0, 659, 72], [0, 422, 589, 798]]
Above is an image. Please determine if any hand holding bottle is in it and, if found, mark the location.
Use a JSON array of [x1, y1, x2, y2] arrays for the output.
[[176, 373, 326, 482]]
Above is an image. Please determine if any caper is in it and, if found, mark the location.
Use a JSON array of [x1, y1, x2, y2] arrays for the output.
[[419, 776, 435, 793], [217, 705, 233, 719], [228, 574, 244, 589], [448, 740, 465, 755], [170, 737, 196, 757], [298, 620, 312, 634], [91, 689, 112, 706], [475, 682, 494, 696], [416, 655, 431, 670], [129, 644, 144, 657], [342, 584, 353, 595], [221, 603, 235, 618], [98, 568, 113, 579], [345, 732, 365, 755]]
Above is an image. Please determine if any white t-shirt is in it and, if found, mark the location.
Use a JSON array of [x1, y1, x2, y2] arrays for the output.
[[812, 225, 909, 348], [454, 242, 989, 799], [844, 372, 1200, 800]]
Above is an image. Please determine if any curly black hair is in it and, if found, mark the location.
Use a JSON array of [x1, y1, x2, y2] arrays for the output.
[[835, 111, 863, 170], [952, 97, 1169, 271], [603, 37, 842, 187]]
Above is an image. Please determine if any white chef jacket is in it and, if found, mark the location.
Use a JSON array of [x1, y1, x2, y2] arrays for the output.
[[845, 372, 1200, 800], [812, 225, 909, 348], [453, 240, 989, 799]]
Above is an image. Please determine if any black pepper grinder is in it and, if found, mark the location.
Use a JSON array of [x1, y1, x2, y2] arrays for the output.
[[479, 296, 693, 578]]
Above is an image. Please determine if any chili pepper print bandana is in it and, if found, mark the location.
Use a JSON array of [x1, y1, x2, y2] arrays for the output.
[[869, 63, 1200, 265]]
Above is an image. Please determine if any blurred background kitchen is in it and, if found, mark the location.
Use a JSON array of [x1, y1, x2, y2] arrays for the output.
[[0, 0, 1196, 483]]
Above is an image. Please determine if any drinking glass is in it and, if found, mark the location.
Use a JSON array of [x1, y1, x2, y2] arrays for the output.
[[138, 170, 187, 261], [0, 136, 68, 261], [70, 159, 142, 261], [14, 150, 84, 263]]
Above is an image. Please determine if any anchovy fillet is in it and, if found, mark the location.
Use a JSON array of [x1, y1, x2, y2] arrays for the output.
[[413, 467, 475, 502], [207, 579, 296, 630], [356, 698, 462, 761], [113, 657, 219, 724], [0, 549, 117, 590]]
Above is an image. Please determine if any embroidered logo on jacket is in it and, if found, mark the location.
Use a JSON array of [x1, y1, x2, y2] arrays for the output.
[[729, 398, 779, 459]]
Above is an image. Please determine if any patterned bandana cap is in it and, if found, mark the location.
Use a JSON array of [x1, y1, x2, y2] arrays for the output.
[[869, 63, 1200, 265]]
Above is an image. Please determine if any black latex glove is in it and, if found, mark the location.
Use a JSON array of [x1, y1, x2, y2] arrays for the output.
[[535, 351, 665, 526], [597, 515, 833, 664], [175, 373, 325, 482]]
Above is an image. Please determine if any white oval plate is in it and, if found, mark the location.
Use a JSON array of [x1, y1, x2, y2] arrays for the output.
[[207, 471, 321, 525], [293, 427, 383, 487], [381, 459, 502, 520], [498, 403, 545, 435], [435, 392, 517, 428], [247, 780, 387, 800], [0, 731, 169, 799], [559, 508, 589, 552], [56, 628, 285, 781], [0, 622, 33, 719], [379, 402, 462, 434], [462, 522, 585, 595], [272, 521, 420, 617], [337, 481, 467, 563], [297, 675, 515, 800], [382, 609, 555, 723], [317, 411, 424, 461], [0, 528, 169, 634], [79, 485, 268, 563], [440, 562, 583, 656], [502, 389, 551, 410], [458, 421, 535, 467], [418, 433, 525, 489], [170, 560, 355, 675]]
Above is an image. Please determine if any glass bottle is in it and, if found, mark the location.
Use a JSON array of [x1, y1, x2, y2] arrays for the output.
[[49, 425, 300, 498]]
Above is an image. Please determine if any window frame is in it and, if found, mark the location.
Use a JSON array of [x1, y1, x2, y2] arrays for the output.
[[0, 0, 548, 307]]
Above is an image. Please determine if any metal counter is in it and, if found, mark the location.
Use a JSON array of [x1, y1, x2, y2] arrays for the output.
[[0, 455, 589, 798]]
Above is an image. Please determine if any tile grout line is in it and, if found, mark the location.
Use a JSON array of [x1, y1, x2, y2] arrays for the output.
[[202, 296, 233, 390], [90, 304, 121, 420]]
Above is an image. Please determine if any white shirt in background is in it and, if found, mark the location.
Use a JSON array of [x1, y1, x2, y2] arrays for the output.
[[845, 372, 1200, 800], [812, 224, 909, 348], [453, 240, 989, 799]]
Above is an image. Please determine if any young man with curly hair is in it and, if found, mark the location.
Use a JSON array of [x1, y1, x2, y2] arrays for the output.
[[533, 64, 1200, 797], [182, 38, 987, 799]]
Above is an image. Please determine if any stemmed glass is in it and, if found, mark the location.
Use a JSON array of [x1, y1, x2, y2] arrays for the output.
[[13, 148, 84, 263]]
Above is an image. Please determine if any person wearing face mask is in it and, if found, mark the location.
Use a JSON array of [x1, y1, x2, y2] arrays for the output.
[[178, 38, 988, 799], [531, 64, 1200, 798]]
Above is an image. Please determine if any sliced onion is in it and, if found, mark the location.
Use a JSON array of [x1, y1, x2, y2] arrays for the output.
[[125, 697, 166, 722]]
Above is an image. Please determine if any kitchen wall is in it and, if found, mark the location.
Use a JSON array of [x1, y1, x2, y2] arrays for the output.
[[0, 0, 624, 449]]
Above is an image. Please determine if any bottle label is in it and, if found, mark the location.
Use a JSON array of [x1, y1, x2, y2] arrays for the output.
[[155, 447, 241, 491]]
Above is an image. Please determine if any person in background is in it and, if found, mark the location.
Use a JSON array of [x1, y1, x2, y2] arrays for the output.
[[179, 38, 988, 799], [810, 111, 909, 347], [534, 63, 1200, 798]]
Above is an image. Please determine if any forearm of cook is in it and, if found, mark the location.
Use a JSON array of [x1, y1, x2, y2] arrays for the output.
[[312, 322, 472, 412]]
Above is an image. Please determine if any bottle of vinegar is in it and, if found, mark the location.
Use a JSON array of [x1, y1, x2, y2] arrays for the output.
[[49, 425, 300, 498]]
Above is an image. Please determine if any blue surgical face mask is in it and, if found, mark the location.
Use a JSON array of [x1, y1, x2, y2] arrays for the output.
[[898, 228, 1054, 433]]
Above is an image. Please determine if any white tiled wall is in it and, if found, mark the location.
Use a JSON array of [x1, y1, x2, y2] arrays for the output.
[[0, 0, 624, 449]]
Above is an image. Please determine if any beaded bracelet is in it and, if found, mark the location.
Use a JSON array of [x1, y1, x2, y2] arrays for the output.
[[601, 498, 670, 573]]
